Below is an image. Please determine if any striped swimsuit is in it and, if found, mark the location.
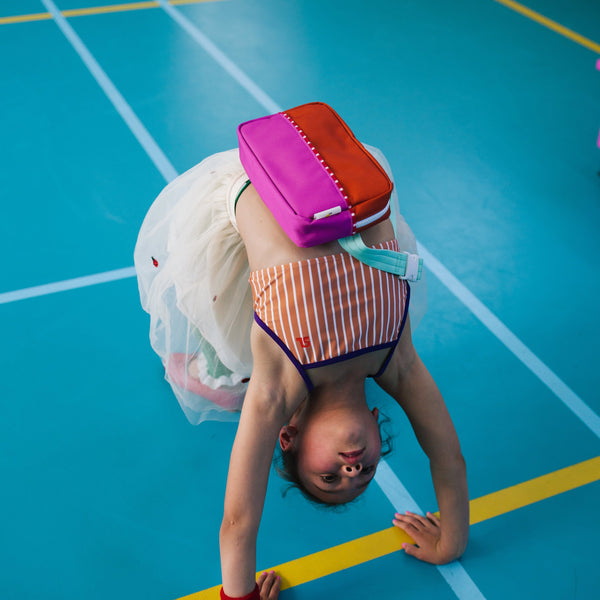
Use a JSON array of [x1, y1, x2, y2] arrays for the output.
[[249, 240, 410, 391]]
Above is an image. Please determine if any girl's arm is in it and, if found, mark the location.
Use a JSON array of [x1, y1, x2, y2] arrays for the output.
[[219, 327, 306, 597], [376, 319, 469, 564]]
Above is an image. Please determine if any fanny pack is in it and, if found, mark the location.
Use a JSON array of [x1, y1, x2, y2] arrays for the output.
[[237, 102, 422, 281]]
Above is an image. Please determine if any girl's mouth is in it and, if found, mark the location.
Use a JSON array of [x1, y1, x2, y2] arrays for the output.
[[340, 448, 365, 462]]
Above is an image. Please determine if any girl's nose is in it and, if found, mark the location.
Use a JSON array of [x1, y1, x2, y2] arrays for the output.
[[343, 463, 362, 477]]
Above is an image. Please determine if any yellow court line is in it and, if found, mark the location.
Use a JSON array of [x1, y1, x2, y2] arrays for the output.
[[494, 0, 600, 55], [62, 1, 159, 19], [3, 0, 599, 60], [3, 0, 599, 59], [0, 0, 221, 25], [0, 12, 53, 24], [181, 455, 600, 599]]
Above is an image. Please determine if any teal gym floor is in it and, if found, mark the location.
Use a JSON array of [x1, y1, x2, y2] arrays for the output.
[[1, 1, 599, 598]]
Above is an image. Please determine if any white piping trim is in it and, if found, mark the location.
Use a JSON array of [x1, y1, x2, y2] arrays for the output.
[[355, 200, 391, 229]]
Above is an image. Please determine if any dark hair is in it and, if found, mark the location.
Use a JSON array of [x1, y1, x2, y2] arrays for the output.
[[274, 411, 394, 508]]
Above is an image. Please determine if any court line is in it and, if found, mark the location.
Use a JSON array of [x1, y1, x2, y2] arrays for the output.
[[4, 0, 599, 59], [494, 0, 600, 55], [63, 1, 160, 18], [0, 0, 221, 26], [39, 0, 178, 184], [9, 6, 599, 598], [0, 267, 136, 305], [0, 11, 53, 24], [156, 0, 282, 113], [178, 455, 600, 599], [375, 461, 486, 600], [417, 243, 600, 440]]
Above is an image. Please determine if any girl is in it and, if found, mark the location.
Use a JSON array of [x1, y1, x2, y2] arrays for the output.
[[135, 142, 468, 600]]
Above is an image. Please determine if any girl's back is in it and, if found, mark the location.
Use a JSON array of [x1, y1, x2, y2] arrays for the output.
[[236, 183, 396, 272]]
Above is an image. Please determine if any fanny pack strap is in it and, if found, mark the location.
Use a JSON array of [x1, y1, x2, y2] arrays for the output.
[[339, 234, 423, 282]]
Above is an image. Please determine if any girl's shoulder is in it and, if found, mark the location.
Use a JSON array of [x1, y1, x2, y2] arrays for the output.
[[248, 321, 310, 419]]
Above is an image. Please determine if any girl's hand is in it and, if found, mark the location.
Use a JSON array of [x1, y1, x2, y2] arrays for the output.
[[393, 511, 459, 565], [257, 571, 280, 600]]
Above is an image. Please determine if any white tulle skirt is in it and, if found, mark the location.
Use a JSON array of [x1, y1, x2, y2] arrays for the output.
[[134, 146, 426, 425]]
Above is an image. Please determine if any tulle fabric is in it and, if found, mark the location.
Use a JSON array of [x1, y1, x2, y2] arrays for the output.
[[134, 146, 426, 425], [134, 149, 252, 424]]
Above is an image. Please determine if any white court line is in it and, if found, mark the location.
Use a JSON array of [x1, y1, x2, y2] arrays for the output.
[[0, 267, 136, 305], [376, 461, 486, 600], [39, 0, 178, 184], [417, 242, 600, 440], [156, 0, 282, 114]]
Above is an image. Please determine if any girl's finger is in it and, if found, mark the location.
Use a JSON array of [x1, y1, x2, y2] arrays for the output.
[[268, 575, 281, 600], [392, 518, 420, 541], [426, 512, 441, 526], [402, 542, 423, 560], [406, 511, 430, 527], [392, 517, 416, 531], [395, 512, 427, 528], [258, 571, 278, 599]]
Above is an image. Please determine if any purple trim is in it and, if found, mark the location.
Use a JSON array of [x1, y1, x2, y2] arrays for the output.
[[373, 282, 411, 378], [303, 341, 398, 370], [253, 313, 315, 392]]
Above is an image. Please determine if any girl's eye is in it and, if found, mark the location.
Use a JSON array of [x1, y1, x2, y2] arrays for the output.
[[321, 474, 338, 483], [362, 465, 375, 475]]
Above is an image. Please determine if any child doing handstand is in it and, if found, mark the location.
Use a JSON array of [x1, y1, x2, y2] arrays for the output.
[[134, 140, 468, 600]]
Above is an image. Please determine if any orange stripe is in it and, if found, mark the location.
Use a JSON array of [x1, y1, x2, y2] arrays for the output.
[[348, 255, 364, 349], [342, 253, 360, 351], [286, 263, 300, 358], [303, 261, 320, 360], [332, 256, 350, 355], [279, 265, 294, 353]]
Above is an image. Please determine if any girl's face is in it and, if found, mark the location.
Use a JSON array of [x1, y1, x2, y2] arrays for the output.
[[282, 406, 381, 504]]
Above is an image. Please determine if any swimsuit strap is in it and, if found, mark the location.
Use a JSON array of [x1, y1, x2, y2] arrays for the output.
[[234, 179, 252, 214], [373, 283, 411, 378], [253, 314, 315, 392]]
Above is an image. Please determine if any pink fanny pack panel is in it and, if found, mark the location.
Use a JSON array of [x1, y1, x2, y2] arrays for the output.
[[237, 102, 393, 247]]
